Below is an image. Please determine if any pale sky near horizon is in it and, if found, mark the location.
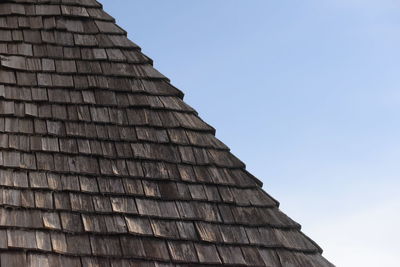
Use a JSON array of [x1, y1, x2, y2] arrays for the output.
[[101, 1, 400, 266]]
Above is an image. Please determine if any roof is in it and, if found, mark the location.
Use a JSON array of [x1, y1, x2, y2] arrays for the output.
[[0, 0, 334, 266]]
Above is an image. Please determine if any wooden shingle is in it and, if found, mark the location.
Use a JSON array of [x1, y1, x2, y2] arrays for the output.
[[167, 241, 198, 263], [7, 229, 37, 249], [90, 236, 122, 257], [125, 216, 153, 236], [0, 252, 27, 267], [195, 244, 222, 265], [36, 231, 52, 252], [119, 236, 145, 258]]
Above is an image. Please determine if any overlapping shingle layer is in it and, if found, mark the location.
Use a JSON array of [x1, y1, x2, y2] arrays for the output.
[[0, 0, 334, 266]]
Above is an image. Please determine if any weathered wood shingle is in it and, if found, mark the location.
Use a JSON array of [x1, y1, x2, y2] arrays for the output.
[[0, 0, 333, 266]]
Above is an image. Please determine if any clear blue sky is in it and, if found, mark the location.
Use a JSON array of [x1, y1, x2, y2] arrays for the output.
[[101, 1, 400, 266]]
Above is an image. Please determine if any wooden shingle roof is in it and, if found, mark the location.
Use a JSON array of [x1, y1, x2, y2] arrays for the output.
[[0, 0, 334, 266]]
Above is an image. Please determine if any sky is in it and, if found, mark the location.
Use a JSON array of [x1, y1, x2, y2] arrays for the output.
[[101, 1, 400, 266]]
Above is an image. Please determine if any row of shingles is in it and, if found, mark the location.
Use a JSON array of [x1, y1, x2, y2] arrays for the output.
[[0, 86, 190, 118], [7, 231, 328, 267], [277, 251, 334, 267], [0, 52, 153, 76], [0, 48, 211, 132], [0, 2, 108, 22], [0, 126, 240, 169], [0, 190, 316, 256], [0, 140, 255, 189], [0, 44, 182, 98], [0, 225, 314, 265], [0, 175, 288, 227], [0, 97, 242, 171], [0, 107, 221, 151], [0, 71, 182, 98], [0, 163, 270, 208], [0, 87, 211, 138], [0, 56, 180, 97], [2, 211, 328, 266], [0, 83, 190, 113], [0, 210, 262, 266], [1, 203, 315, 260], [0, 156, 280, 237], [0, 251, 197, 267], [0, 62, 173, 95], [0, 1, 125, 46], [0, 47, 168, 87], [0, 55, 183, 110], [0, 52, 150, 73], [0, 172, 272, 224], [0, 226, 297, 267], [0, 252, 82, 267], [0, 85, 231, 162], [0, 250, 333, 267], [2, 138, 260, 224], [0, 100, 213, 137], [0, 103, 213, 152], [0, 251, 276, 267], [0, 66, 177, 95], [0, 9, 126, 48], [0, 98, 200, 130], [0, 107, 199, 148], [0, 181, 282, 228], [0, 133, 244, 174], [0, 128, 255, 190], [2, 142, 276, 214], [1, 0, 100, 8], [0, 49, 158, 78]]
